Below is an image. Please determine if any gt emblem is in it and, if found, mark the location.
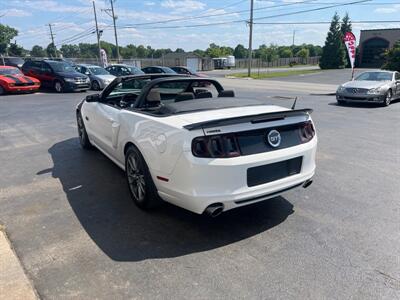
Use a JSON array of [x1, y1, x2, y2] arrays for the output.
[[267, 130, 281, 148]]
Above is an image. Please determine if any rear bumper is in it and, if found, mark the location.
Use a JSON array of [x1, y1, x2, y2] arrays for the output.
[[154, 137, 317, 214], [336, 93, 385, 103]]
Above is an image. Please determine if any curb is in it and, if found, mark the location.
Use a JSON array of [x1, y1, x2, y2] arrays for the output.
[[0, 226, 39, 300]]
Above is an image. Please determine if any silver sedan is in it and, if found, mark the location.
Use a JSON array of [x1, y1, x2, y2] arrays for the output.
[[336, 70, 400, 106]]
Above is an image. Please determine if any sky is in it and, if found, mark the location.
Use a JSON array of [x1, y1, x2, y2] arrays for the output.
[[1, 0, 400, 51]]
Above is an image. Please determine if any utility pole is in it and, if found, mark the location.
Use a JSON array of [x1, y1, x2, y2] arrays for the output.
[[93, 1, 102, 65], [247, 0, 254, 77], [48, 23, 57, 58], [103, 0, 120, 62], [292, 30, 296, 46]]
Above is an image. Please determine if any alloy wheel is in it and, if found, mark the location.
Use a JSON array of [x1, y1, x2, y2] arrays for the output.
[[77, 114, 85, 143], [385, 90, 392, 106], [126, 153, 146, 202], [55, 81, 62, 93]]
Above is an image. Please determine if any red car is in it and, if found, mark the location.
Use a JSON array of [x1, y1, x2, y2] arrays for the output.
[[0, 66, 40, 95]]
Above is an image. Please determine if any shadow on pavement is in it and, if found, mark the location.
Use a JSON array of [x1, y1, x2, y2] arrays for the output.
[[43, 138, 294, 262], [328, 98, 400, 109]]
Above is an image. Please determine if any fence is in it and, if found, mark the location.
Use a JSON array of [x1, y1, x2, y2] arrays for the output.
[[1, 55, 320, 70], [235, 56, 320, 69]]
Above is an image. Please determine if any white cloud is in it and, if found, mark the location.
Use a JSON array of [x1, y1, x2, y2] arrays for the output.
[[374, 4, 400, 14], [3, 9, 32, 17], [161, 0, 206, 13]]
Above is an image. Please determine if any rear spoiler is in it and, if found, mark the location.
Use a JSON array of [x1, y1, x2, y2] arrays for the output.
[[183, 108, 313, 131]]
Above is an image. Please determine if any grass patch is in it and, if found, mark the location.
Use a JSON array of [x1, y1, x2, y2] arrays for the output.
[[228, 69, 320, 79]]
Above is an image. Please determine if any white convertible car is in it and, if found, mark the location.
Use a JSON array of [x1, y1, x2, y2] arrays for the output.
[[76, 74, 317, 217]]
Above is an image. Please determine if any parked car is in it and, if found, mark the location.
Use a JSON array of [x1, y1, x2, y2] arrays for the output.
[[75, 64, 116, 90], [76, 75, 317, 217], [105, 64, 144, 77], [0, 66, 40, 95], [141, 66, 177, 74], [1, 57, 25, 68], [336, 70, 400, 106], [22, 60, 90, 92], [171, 66, 207, 77]]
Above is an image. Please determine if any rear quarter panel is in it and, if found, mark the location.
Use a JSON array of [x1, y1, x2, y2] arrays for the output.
[[117, 111, 202, 175]]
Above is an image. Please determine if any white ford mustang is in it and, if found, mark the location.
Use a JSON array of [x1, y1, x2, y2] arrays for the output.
[[76, 74, 317, 217]]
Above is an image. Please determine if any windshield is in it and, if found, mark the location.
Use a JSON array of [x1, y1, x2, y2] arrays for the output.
[[108, 78, 151, 98], [0, 68, 22, 75], [89, 67, 110, 75], [47, 61, 75, 73], [129, 66, 144, 75], [355, 72, 393, 81]]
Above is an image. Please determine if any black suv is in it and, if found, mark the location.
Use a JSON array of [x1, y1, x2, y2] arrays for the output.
[[22, 60, 90, 92]]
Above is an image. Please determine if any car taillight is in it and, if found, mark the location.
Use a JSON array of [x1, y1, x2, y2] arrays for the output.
[[299, 121, 315, 143], [192, 134, 241, 158]]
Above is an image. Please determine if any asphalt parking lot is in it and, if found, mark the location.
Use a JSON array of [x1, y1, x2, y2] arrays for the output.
[[0, 71, 399, 299]]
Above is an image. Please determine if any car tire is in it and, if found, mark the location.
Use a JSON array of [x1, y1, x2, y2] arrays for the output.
[[0, 85, 5, 95], [337, 99, 346, 105], [54, 80, 63, 93], [382, 89, 392, 106], [91, 80, 100, 91], [76, 112, 92, 149], [125, 146, 161, 210]]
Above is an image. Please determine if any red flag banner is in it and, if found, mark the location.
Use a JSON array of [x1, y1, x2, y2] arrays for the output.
[[343, 32, 356, 70]]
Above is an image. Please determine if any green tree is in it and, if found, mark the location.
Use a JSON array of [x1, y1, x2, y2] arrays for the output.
[[60, 44, 80, 57], [340, 13, 352, 36], [8, 43, 25, 56], [233, 44, 247, 58], [193, 49, 205, 57], [382, 41, 400, 71], [280, 48, 293, 58], [206, 43, 222, 58], [341, 13, 353, 67], [319, 12, 346, 69], [31, 45, 46, 57], [46, 43, 58, 58], [296, 48, 310, 64], [136, 45, 148, 58], [175, 48, 185, 53], [0, 24, 18, 54]]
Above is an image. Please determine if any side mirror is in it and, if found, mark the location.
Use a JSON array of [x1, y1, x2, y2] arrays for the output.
[[86, 94, 101, 102]]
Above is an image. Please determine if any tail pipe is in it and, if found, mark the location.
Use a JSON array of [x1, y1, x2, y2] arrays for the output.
[[303, 179, 313, 189], [204, 203, 224, 218]]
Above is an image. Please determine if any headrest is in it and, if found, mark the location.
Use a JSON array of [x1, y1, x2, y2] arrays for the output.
[[175, 92, 195, 102], [147, 89, 161, 102], [196, 91, 213, 99], [218, 90, 235, 97]]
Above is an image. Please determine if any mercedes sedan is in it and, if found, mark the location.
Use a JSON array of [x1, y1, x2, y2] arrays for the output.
[[336, 70, 400, 106], [76, 75, 317, 217]]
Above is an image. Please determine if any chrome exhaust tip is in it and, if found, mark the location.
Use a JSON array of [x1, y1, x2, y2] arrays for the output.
[[204, 203, 224, 218], [303, 180, 313, 189]]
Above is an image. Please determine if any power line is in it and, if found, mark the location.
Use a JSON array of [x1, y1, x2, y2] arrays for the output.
[[112, 0, 371, 30], [253, 20, 400, 25], [116, 0, 318, 28]]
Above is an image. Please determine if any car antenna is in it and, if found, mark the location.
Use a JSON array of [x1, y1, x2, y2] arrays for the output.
[[291, 97, 298, 110]]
